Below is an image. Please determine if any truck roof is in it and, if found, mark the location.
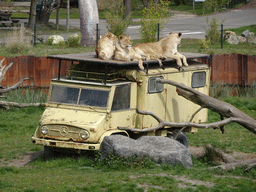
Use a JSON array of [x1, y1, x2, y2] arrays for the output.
[[48, 52, 210, 67], [48, 52, 210, 83]]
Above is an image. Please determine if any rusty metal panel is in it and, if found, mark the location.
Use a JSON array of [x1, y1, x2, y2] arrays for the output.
[[247, 55, 256, 85], [211, 54, 241, 85], [0, 54, 255, 88]]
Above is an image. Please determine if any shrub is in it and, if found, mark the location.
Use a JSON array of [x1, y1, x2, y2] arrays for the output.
[[105, 6, 131, 37], [4, 27, 31, 54], [203, 0, 230, 14], [139, 0, 170, 42], [67, 34, 81, 47], [204, 17, 224, 45], [199, 39, 210, 49]]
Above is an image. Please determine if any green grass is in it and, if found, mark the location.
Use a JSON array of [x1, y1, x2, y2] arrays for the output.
[[0, 88, 256, 191], [225, 25, 256, 36], [0, 42, 95, 57], [178, 37, 256, 56]]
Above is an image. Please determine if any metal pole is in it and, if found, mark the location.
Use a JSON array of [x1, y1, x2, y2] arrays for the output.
[[96, 23, 99, 44], [221, 24, 223, 49], [34, 23, 36, 46], [56, 0, 60, 30], [157, 23, 160, 41], [66, 0, 70, 31]]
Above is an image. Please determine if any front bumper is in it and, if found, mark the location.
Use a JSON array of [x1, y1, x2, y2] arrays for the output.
[[32, 136, 100, 150]]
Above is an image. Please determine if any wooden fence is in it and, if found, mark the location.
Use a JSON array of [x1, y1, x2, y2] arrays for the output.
[[1, 54, 256, 88]]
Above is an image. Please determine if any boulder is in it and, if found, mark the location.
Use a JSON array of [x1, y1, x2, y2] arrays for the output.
[[237, 36, 246, 43], [47, 35, 65, 45], [100, 135, 193, 168], [226, 34, 239, 45], [241, 29, 250, 38], [241, 30, 256, 43], [224, 30, 236, 40]]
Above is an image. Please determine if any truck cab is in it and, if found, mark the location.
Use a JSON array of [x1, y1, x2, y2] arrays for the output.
[[32, 52, 210, 152]]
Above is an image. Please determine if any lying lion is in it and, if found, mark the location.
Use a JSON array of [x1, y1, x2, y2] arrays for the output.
[[114, 35, 146, 70], [95, 32, 119, 60], [133, 32, 188, 68]]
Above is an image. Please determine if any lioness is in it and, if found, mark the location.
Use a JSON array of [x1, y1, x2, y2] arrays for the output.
[[95, 32, 119, 60], [114, 35, 146, 70], [133, 32, 188, 67]]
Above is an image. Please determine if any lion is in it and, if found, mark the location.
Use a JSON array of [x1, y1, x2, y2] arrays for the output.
[[114, 35, 146, 70], [95, 32, 119, 60], [133, 32, 188, 68]]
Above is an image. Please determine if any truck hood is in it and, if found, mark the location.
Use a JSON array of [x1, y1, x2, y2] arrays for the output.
[[40, 107, 107, 128]]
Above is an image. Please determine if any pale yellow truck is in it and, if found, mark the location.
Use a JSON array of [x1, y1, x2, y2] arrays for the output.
[[31, 52, 210, 154]]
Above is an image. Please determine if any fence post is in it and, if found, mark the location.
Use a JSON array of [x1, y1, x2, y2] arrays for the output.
[[96, 23, 99, 45], [34, 24, 37, 46], [157, 23, 160, 41], [221, 24, 223, 49]]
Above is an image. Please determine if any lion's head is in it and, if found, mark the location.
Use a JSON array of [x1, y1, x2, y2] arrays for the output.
[[105, 32, 119, 45], [118, 35, 132, 49], [168, 32, 182, 47]]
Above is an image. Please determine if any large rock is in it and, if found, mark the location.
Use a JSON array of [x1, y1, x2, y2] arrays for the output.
[[241, 30, 256, 43], [100, 135, 193, 168], [226, 35, 239, 45], [47, 35, 65, 45]]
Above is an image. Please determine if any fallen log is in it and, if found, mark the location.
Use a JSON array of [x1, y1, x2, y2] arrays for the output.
[[205, 144, 237, 164], [157, 79, 256, 134], [0, 101, 45, 108], [209, 158, 256, 172]]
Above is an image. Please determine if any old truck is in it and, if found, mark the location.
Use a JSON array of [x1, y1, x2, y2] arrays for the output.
[[31, 52, 210, 154]]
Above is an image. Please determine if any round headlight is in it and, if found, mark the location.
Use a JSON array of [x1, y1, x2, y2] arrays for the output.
[[79, 130, 89, 140], [41, 126, 48, 135]]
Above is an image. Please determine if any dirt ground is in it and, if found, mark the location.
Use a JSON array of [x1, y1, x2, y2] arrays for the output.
[[1, 146, 256, 168]]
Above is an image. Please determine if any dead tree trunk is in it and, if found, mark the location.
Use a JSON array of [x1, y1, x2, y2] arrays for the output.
[[0, 59, 45, 109], [119, 79, 256, 134], [157, 79, 256, 134]]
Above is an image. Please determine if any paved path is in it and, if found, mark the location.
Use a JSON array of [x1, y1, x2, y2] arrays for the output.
[[45, 3, 256, 40], [3, 2, 256, 44]]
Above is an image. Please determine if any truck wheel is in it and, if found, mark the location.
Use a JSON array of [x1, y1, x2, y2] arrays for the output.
[[44, 146, 57, 159], [168, 130, 188, 148]]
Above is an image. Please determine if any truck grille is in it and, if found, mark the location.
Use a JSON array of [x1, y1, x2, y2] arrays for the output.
[[40, 124, 87, 142]]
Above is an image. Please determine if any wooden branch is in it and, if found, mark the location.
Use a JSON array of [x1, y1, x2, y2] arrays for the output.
[[0, 101, 45, 108], [118, 109, 248, 132], [209, 158, 256, 171], [205, 144, 237, 163], [157, 79, 256, 134], [0, 58, 13, 83], [0, 78, 29, 93]]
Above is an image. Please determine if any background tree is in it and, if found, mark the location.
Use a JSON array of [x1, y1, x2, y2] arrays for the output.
[[28, 0, 37, 29], [79, 0, 99, 46], [139, 0, 169, 42]]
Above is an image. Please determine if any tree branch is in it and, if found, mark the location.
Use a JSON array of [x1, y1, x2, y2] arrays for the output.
[[157, 79, 256, 134], [0, 58, 13, 83], [119, 109, 247, 132], [0, 78, 29, 93], [0, 101, 45, 108]]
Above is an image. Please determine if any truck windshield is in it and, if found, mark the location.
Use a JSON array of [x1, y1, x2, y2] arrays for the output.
[[49, 85, 109, 108]]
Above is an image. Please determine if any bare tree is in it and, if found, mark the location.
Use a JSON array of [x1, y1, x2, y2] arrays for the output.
[[79, 0, 99, 46], [0, 59, 44, 109], [28, 0, 37, 29], [123, 0, 131, 19], [119, 79, 256, 134]]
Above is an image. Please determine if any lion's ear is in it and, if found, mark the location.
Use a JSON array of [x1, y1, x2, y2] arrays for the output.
[[178, 33, 182, 37], [128, 36, 131, 39], [169, 32, 172, 35], [119, 35, 124, 40]]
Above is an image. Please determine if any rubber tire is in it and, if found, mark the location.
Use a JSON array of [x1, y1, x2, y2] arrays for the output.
[[44, 146, 57, 159], [170, 131, 188, 148]]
